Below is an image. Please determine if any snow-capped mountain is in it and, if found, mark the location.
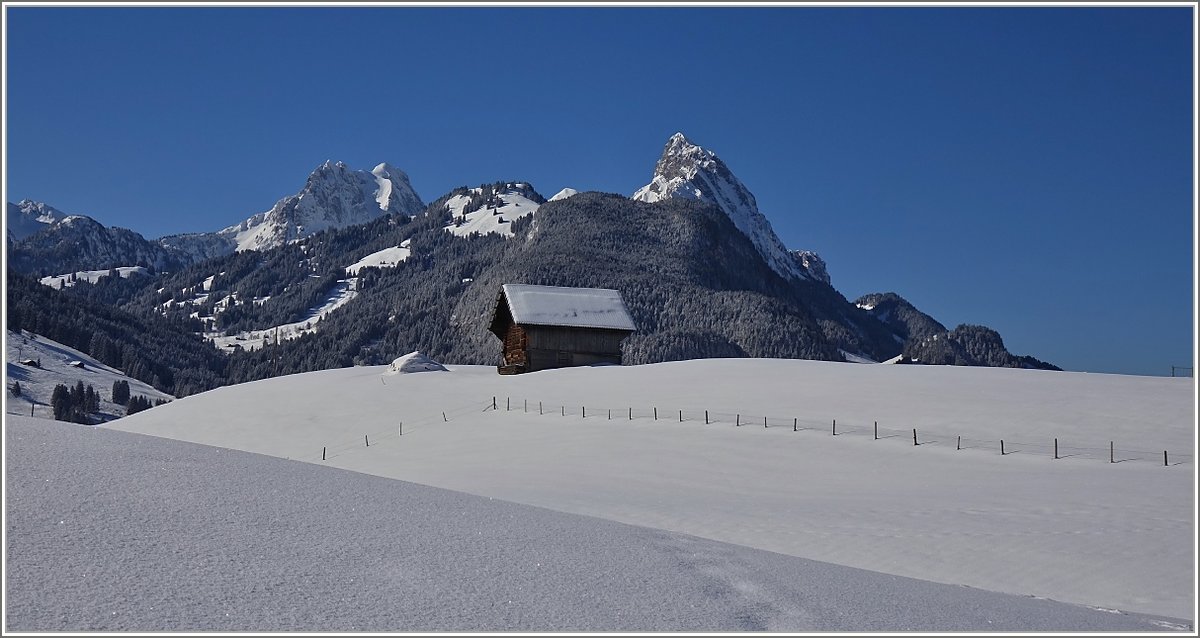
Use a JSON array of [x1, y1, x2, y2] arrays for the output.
[[219, 161, 425, 252], [632, 133, 826, 283], [6, 199, 67, 243]]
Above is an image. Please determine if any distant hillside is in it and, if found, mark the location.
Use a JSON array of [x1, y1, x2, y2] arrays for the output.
[[6, 271, 227, 397]]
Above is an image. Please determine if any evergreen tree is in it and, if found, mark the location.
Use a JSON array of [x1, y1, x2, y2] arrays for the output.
[[112, 380, 130, 405], [10, 380, 21, 397], [51, 384, 71, 420], [126, 395, 152, 415]]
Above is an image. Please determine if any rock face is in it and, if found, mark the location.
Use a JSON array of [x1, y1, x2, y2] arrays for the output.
[[218, 161, 425, 252], [632, 133, 826, 283]]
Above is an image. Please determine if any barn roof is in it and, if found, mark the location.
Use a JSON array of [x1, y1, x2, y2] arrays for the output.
[[499, 284, 636, 332]]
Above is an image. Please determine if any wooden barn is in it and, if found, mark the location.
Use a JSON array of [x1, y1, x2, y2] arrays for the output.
[[488, 284, 636, 374]]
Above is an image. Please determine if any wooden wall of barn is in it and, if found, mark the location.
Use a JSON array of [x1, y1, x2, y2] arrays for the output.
[[516, 325, 628, 372]]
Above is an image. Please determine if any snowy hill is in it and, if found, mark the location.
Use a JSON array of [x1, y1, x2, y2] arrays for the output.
[[111, 358, 1195, 622], [443, 182, 543, 238], [5, 330, 174, 421], [10, 416, 1187, 632], [633, 133, 828, 283], [220, 161, 424, 252]]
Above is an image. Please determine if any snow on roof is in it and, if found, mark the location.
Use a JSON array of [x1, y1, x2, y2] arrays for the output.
[[501, 284, 636, 332]]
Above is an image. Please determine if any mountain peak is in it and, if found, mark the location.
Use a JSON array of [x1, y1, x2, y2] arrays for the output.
[[7, 199, 68, 242], [632, 133, 824, 283], [219, 161, 425, 252]]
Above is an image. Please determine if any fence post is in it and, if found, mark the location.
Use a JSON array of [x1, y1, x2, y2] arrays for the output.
[[654, 407, 658, 421], [706, 410, 709, 425], [737, 414, 740, 427], [399, 422, 402, 436], [874, 421, 878, 440], [679, 410, 683, 423], [322, 446, 326, 460], [1054, 438, 1058, 459], [582, 406, 585, 418], [793, 418, 797, 432], [763, 416, 767, 428], [629, 407, 632, 420], [608, 409, 611, 420], [832, 419, 836, 435], [1001, 440, 1005, 455], [365, 434, 369, 447], [1164, 450, 1168, 466], [443, 412, 448, 422], [539, 401, 543, 415], [913, 428, 917, 446], [493, 396, 497, 410], [956, 435, 961, 451], [562, 406, 565, 417], [524, 399, 527, 413], [1110, 441, 1114, 463]]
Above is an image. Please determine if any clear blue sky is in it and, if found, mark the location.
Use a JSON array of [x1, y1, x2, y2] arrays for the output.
[[4, 6, 1195, 377]]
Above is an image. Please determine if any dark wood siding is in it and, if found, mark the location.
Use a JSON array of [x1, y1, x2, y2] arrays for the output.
[[523, 325, 627, 372]]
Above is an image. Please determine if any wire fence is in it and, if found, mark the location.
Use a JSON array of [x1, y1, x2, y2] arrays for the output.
[[292, 398, 494, 463], [292, 393, 1192, 469], [483, 395, 1194, 468]]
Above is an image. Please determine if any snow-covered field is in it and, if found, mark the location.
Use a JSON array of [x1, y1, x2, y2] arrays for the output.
[[9, 416, 1188, 632], [109, 358, 1196, 624], [4, 331, 173, 421]]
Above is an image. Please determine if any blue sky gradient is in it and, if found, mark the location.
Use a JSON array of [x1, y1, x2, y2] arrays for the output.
[[4, 7, 1194, 376]]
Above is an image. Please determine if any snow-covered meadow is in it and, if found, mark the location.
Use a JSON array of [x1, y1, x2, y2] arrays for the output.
[[9, 415, 1188, 632], [109, 358, 1196, 623]]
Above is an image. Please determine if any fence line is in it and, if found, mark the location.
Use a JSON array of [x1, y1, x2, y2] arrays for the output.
[[485, 396, 1193, 468], [294, 398, 492, 463]]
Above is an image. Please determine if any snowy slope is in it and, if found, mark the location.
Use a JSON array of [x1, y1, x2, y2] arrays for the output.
[[344, 239, 412, 275], [445, 185, 540, 238], [220, 161, 424, 252], [39, 266, 150, 290], [10, 417, 1185, 632], [208, 279, 359, 352], [632, 133, 829, 284], [4, 330, 174, 421], [111, 359, 1195, 621], [548, 187, 579, 202]]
